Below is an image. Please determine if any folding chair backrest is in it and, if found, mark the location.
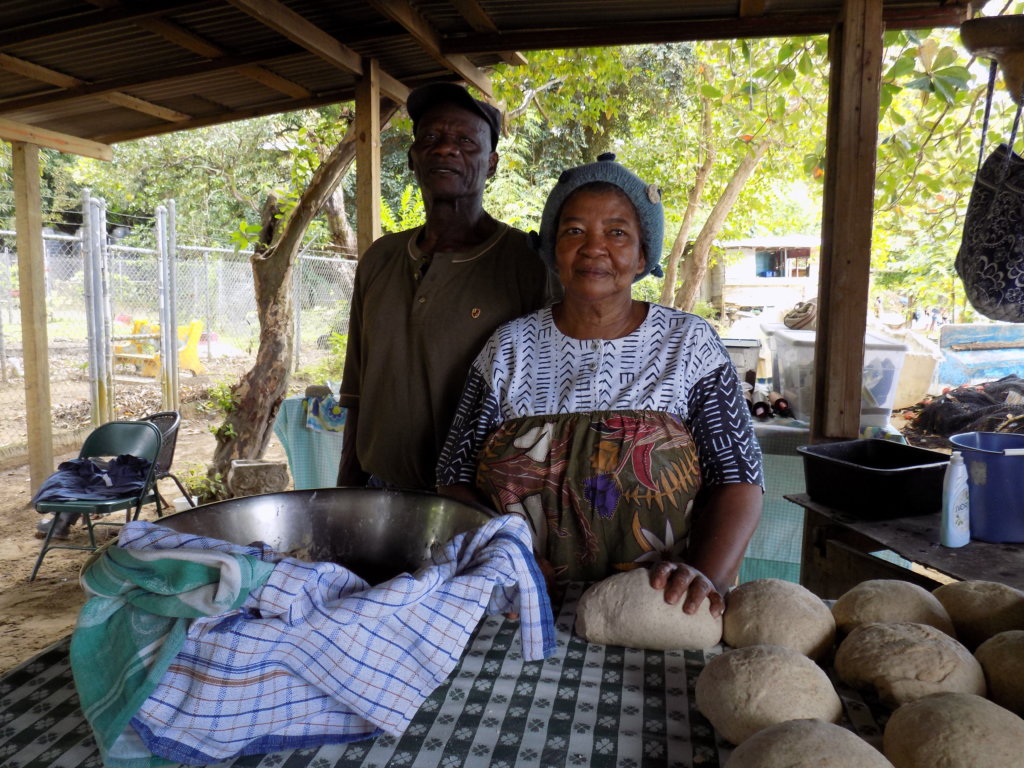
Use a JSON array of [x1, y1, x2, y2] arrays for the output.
[[80, 421, 163, 473], [144, 411, 181, 479]]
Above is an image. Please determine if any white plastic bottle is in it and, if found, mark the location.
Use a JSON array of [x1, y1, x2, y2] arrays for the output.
[[941, 451, 970, 548]]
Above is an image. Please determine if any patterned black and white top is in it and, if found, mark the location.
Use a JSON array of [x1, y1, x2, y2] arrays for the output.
[[437, 304, 763, 488]]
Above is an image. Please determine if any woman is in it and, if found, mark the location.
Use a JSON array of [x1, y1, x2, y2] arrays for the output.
[[437, 154, 763, 617]]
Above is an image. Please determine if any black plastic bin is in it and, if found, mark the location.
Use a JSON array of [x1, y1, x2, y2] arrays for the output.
[[796, 439, 949, 519]]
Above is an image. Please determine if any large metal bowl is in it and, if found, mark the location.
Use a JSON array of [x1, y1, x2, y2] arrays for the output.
[[157, 488, 494, 584]]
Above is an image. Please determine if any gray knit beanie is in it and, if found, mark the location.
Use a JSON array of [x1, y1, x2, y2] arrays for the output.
[[537, 153, 665, 281]]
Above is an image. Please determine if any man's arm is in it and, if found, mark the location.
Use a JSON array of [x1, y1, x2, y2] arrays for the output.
[[337, 405, 369, 487]]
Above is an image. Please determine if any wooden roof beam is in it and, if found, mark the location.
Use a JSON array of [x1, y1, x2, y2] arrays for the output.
[[370, 0, 493, 98], [449, 0, 527, 66], [0, 118, 112, 160], [225, 0, 410, 103], [0, 47, 311, 115], [442, 5, 970, 53], [0, 53, 190, 124], [135, 16, 312, 99], [93, 88, 356, 143]]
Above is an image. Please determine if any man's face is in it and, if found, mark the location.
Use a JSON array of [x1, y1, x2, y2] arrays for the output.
[[408, 102, 498, 205]]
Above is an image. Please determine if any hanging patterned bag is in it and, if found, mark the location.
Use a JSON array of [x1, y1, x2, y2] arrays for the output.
[[955, 61, 1024, 322]]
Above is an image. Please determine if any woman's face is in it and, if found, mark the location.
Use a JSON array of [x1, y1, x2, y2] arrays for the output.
[[554, 188, 645, 304]]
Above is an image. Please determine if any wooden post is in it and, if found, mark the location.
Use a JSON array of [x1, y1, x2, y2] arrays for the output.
[[12, 141, 54, 489], [813, 0, 883, 441], [355, 58, 382, 257]]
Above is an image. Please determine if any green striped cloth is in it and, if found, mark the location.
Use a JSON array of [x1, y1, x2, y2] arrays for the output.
[[71, 542, 276, 768]]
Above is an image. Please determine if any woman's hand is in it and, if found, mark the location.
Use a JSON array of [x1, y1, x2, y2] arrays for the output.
[[647, 561, 725, 618]]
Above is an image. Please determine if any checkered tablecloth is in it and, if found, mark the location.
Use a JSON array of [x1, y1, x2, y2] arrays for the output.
[[0, 583, 889, 768]]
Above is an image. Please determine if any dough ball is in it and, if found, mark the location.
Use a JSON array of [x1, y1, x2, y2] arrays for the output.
[[574, 567, 722, 650], [932, 580, 1024, 650], [695, 645, 842, 745], [724, 578, 836, 660], [832, 579, 955, 637], [883, 692, 1024, 768], [725, 718, 894, 768], [975, 630, 1024, 716], [834, 622, 985, 708]]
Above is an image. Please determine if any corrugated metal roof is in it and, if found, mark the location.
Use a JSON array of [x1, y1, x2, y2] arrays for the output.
[[0, 0, 971, 148]]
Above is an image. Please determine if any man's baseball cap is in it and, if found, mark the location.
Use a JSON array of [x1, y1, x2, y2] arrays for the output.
[[406, 82, 502, 150]]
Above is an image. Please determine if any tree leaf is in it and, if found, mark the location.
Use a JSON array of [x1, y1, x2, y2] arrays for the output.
[[885, 55, 917, 80]]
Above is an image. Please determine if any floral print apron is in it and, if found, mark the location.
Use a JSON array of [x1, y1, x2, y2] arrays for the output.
[[475, 410, 702, 582]]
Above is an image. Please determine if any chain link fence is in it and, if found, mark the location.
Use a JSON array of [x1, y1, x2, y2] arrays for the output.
[[0, 212, 356, 460]]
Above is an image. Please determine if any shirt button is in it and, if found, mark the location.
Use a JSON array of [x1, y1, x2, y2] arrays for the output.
[[418, 297, 427, 304]]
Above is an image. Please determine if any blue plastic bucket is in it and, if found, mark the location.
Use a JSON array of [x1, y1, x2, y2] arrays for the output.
[[948, 432, 1024, 543]]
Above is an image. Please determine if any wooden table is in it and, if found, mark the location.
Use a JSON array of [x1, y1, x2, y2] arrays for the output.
[[787, 492, 1024, 598]]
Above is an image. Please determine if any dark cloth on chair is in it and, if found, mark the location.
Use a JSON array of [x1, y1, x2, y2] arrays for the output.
[[32, 455, 153, 507]]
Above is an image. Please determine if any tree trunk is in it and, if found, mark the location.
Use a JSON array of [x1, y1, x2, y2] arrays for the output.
[[209, 99, 398, 490], [324, 184, 358, 256], [660, 85, 716, 307], [673, 139, 771, 313]]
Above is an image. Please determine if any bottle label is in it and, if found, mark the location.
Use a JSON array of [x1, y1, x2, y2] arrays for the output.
[[953, 496, 970, 533]]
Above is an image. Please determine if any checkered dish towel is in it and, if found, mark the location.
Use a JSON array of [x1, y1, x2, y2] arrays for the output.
[[106, 514, 554, 766], [72, 537, 277, 768]]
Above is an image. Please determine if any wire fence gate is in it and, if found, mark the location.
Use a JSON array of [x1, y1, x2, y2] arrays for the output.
[[0, 192, 357, 459]]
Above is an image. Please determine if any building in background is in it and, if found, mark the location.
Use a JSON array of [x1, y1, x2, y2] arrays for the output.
[[702, 234, 819, 319]]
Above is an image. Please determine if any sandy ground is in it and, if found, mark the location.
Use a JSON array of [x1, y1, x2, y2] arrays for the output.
[[0, 412, 289, 675]]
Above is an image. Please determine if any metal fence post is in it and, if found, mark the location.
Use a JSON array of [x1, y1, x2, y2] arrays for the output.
[[156, 205, 173, 411], [203, 248, 212, 362], [82, 189, 100, 425], [95, 197, 114, 424], [168, 199, 180, 408]]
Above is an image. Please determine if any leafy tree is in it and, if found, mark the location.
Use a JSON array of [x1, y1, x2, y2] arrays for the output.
[[71, 117, 294, 245], [870, 3, 1024, 322]]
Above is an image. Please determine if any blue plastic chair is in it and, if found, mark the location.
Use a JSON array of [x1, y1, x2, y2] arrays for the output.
[[30, 420, 162, 581]]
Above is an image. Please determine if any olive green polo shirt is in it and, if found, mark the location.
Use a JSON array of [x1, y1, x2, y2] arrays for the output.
[[339, 222, 554, 490]]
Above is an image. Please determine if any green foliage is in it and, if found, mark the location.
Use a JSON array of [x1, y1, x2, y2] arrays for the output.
[[692, 300, 719, 321], [178, 463, 228, 503], [202, 381, 241, 441], [72, 117, 294, 244], [631, 276, 664, 304], [228, 220, 264, 252], [296, 332, 349, 384], [204, 380, 240, 414], [380, 186, 425, 233]]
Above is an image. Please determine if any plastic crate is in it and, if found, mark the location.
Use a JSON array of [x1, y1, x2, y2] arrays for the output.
[[775, 328, 908, 426], [797, 439, 949, 518], [723, 338, 761, 383]]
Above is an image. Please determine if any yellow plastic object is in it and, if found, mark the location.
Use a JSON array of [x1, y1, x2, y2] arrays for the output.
[[113, 319, 205, 377]]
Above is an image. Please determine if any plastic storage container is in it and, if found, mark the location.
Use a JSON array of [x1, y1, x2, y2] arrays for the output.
[[796, 439, 949, 518], [775, 328, 908, 426], [723, 338, 761, 383], [948, 432, 1024, 543], [759, 320, 789, 390]]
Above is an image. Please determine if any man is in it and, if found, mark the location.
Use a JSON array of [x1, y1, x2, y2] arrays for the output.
[[337, 82, 554, 491]]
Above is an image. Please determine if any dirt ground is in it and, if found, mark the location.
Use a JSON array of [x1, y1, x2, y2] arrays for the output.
[[0, 411, 290, 675]]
